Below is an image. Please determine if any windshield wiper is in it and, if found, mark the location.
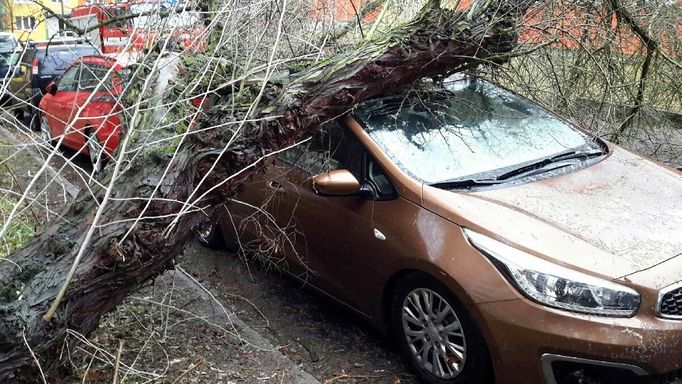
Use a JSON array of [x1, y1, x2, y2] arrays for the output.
[[429, 147, 606, 190], [429, 178, 504, 189], [494, 148, 606, 181]]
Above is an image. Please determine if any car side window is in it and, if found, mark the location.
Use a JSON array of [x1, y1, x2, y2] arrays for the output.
[[367, 159, 397, 199], [327, 122, 365, 179], [279, 121, 397, 199], [58, 65, 80, 92], [280, 121, 363, 179], [79, 64, 114, 92]]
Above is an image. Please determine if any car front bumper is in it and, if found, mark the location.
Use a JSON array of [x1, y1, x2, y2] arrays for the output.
[[475, 297, 682, 383]]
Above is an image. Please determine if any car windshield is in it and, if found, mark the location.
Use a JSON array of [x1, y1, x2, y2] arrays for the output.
[[38, 46, 99, 74], [0, 52, 11, 66], [354, 78, 596, 185], [0, 51, 20, 78]]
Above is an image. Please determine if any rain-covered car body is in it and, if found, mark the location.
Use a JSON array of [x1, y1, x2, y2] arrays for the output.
[[214, 76, 682, 383], [38, 55, 127, 156]]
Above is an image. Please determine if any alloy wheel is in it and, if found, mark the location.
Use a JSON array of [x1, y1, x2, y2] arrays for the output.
[[401, 288, 467, 380], [29, 112, 39, 132], [87, 130, 103, 171], [198, 222, 228, 250], [199, 224, 216, 245], [40, 114, 52, 144]]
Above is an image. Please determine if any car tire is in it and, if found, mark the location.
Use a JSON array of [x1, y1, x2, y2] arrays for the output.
[[13, 108, 23, 121], [39, 113, 55, 146], [199, 222, 226, 249], [86, 128, 106, 173], [390, 273, 494, 384], [28, 110, 40, 132]]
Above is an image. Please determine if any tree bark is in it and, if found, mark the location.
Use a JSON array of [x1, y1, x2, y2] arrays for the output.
[[0, 1, 532, 381]]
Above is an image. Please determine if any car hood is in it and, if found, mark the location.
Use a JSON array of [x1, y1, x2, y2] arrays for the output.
[[423, 145, 682, 282]]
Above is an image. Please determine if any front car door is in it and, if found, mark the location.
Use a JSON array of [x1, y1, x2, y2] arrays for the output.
[[268, 120, 399, 315], [43, 64, 80, 146], [69, 62, 119, 150]]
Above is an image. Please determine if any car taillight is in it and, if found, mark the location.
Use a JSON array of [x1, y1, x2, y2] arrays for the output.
[[31, 58, 38, 75], [191, 96, 204, 108]]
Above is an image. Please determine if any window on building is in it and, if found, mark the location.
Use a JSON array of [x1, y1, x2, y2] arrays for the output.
[[15, 16, 37, 31]]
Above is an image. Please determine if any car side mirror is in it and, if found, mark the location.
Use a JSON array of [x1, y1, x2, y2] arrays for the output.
[[312, 169, 361, 196], [46, 82, 58, 95]]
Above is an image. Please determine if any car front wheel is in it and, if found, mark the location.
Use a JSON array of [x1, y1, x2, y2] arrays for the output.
[[29, 110, 40, 132], [391, 273, 493, 384], [86, 129, 105, 172], [40, 113, 54, 146], [199, 223, 226, 249]]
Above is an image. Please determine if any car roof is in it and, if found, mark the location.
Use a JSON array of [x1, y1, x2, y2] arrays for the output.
[[79, 55, 117, 66], [78, 55, 133, 72], [34, 45, 99, 56], [33, 42, 96, 50]]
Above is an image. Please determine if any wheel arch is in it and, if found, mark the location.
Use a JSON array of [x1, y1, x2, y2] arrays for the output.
[[382, 267, 497, 383], [381, 262, 505, 381], [381, 269, 422, 333], [380, 266, 475, 333], [83, 123, 99, 147], [84, 123, 98, 138]]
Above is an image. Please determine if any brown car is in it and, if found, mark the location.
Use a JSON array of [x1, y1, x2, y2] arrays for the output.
[[205, 76, 682, 384]]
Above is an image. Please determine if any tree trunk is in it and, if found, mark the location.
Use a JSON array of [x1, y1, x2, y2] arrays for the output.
[[0, 1, 532, 381]]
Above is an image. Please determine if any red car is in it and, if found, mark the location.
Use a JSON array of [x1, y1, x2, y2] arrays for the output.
[[38, 55, 128, 170]]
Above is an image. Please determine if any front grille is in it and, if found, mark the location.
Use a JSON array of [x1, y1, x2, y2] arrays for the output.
[[658, 282, 682, 319]]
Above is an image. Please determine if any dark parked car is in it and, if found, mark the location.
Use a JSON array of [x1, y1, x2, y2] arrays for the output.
[[0, 42, 30, 115], [27, 43, 100, 130], [205, 76, 682, 384]]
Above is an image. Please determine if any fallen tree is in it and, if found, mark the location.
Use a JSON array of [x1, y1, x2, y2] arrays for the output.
[[0, 0, 533, 381]]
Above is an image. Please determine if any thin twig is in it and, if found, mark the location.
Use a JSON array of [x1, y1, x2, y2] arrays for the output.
[[112, 340, 124, 384], [22, 328, 47, 384]]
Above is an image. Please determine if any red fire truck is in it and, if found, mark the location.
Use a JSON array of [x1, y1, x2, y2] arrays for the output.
[[70, 2, 205, 54], [71, 3, 140, 54]]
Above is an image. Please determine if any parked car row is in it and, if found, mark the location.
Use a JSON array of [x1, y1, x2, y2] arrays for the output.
[[27, 43, 100, 131], [0, 37, 98, 119], [0, 36, 130, 169]]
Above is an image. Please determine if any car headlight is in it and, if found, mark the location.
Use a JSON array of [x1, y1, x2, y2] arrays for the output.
[[463, 228, 640, 317]]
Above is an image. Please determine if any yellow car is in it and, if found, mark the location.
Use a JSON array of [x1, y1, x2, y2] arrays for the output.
[[0, 48, 31, 117]]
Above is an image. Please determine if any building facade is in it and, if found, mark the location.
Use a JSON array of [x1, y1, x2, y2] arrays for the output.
[[7, 0, 86, 41]]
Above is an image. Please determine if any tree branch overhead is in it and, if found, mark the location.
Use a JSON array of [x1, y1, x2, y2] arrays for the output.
[[0, 1, 534, 381]]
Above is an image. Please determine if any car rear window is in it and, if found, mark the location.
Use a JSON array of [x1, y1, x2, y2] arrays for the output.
[[38, 46, 98, 74]]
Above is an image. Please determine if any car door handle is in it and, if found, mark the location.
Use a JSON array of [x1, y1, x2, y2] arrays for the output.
[[266, 180, 286, 194]]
